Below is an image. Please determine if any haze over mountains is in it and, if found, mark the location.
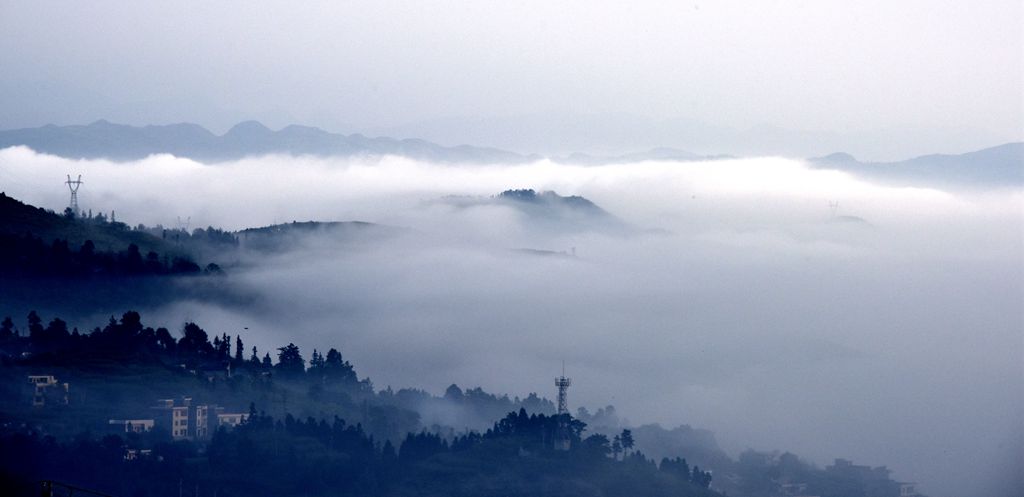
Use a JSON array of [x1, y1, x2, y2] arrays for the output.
[[0, 121, 1020, 187], [809, 142, 1024, 187], [2, 130, 1022, 497], [0, 120, 533, 164]]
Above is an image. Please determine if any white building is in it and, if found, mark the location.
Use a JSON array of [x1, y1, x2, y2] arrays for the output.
[[195, 405, 223, 439], [153, 397, 194, 440], [152, 397, 225, 440], [217, 412, 248, 429], [109, 419, 156, 433], [899, 483, 920, 497], [27, 375, 69, 407]]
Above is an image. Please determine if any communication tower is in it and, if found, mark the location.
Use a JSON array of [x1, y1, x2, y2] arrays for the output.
[[554, 363, 572, 450], [65, 175, 83, 215]]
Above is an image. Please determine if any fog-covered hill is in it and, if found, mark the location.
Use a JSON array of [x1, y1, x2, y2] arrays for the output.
[[236, 220, 402, 252], [442, 189, 634, 236]]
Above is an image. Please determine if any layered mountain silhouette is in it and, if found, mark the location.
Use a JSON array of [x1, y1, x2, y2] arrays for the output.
[[1, 121, 1019, 186], [809, 142, 1023, 187], [555, 147, 731, 165], [0, 120, 536, 163]]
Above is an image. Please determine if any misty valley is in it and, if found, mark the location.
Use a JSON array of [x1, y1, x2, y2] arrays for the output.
[[1, 129, 1020, 497]]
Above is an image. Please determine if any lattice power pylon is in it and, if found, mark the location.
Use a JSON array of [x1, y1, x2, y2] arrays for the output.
[[65, 174, 83, 216]]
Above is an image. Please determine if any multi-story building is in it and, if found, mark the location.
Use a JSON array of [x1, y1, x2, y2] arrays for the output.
[[195, 405, 224, 439], [124, 449, 153, 461], [217, 412, 248, 429], [27, 375, 69, 407], [152, 397, 194, 440], [899, 482, 920, 497], [778, 482, 820, 497], [108, 419, 156, 434], [152, 397, 230, 440]]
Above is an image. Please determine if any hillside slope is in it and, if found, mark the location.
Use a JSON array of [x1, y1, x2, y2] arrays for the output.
[[0, 192, 179, 255]]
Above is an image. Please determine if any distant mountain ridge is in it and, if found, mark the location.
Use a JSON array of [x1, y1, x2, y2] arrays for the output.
[[0, 120, 536, 163], [1, 121, 1019, 186], [809, 142, 1023, 186]]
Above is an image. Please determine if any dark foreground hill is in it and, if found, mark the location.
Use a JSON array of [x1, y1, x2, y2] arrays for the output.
[[0, 310, 720, 497], [0, 120, 535, 163], [0, 192, 180, 255], [0, 309, 919, 497]]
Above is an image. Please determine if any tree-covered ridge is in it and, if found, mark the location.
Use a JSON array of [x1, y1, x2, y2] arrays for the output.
[[0, 406, 718, 497], [0, 310, 564, 447], [0, 310, 719, 497], [0, 192, 226, 277], [0, 233, 216, 277], [0, 311, 923, 497]]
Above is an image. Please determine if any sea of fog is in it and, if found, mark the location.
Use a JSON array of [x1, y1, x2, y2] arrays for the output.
[[1, 146, 1021, 497]]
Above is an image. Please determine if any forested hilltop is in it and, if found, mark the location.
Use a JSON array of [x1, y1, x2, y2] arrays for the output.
[[0, 192, 404, 319], [0, 311, 920, 497], [0, 192, 232, 277], [0, 310, 715, 497]]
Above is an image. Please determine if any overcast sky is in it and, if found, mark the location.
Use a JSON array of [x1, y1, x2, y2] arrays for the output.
[[1, 1, 1022, 157]]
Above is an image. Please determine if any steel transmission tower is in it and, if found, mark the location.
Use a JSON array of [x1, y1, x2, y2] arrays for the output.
[[554, 363, 572, 450], [65, 174, 83, 215]]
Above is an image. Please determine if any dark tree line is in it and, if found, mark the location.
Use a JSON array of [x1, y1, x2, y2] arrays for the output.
[[0, 311, 358, 394], [661, 456, 713, 488], [0, 309, 723, 496], [0, 233, 212, 277], [0, 404, 719, 497], [0, 306, 923, 497]]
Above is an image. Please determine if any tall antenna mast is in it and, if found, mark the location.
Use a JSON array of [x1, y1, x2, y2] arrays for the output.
[[554, 363, 572, 450], [555, 362, 571, 415], [65, 175, 83, 216]]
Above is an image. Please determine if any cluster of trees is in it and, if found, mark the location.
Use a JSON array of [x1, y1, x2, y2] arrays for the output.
[[0, 405, 720, 497], [153, 225, 238, 248], [733, 450, 909, 497], [0, 309, 922, 497], [0, 193, 226, 280], [0, 310, 726, 497], [0, 310, 546, 442], [60, 199, 238, 252], [0, 311, 358, 394], [62, 206, 124, 227], [0, 233, 211, 277], [660, 456, 714, 489]]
